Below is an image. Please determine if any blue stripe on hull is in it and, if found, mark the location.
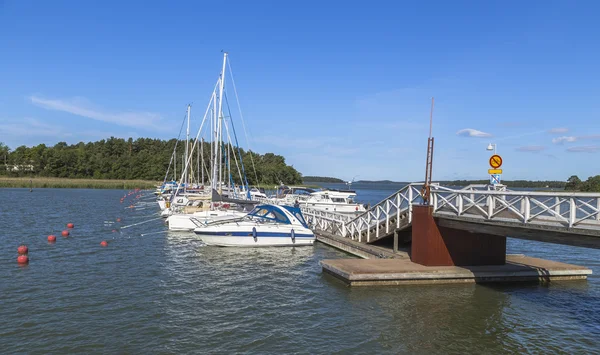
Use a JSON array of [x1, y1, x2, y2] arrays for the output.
[[195, 231, 314, 238]]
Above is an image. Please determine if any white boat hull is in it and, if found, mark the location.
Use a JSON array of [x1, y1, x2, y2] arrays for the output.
[[198, 234, 315, 247], [167, 210, 246, 231], [300, 202, 365, 213]]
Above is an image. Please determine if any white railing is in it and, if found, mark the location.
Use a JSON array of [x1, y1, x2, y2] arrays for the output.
[[302, 183, 600, 242], [431, 188, 600, 229]]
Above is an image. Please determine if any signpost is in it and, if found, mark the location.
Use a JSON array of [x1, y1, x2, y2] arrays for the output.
[[488, 154, 503, 185], [490, 174, 501, 185], [489, 154, 502, 169]]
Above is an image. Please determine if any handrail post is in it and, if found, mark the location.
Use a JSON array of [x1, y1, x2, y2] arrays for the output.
[[596, 197, 600, 221], [385, 200, 390, 234], [487, 195, 493, 218], [569, 197, 576, 228], [376, 207, 380, 240], [367, 213, 371, 242], [396, 192, 401, 229], [523, 197, 530, 223], [408, 187, 413, 224], [457, 194, 463, 215]]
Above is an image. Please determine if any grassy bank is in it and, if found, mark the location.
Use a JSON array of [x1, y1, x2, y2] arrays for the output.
[[0, 177, 157, 189]]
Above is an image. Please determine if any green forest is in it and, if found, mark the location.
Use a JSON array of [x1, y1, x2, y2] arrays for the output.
[[564, 175, 600, 192], [302, 176, 344, 183], [0, 138, 303, 185]]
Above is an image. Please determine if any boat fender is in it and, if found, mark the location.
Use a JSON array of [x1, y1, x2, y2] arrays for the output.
[[291, 229, 295, 244], [252, 227, 257, 242], [166, 201, 170, 208]]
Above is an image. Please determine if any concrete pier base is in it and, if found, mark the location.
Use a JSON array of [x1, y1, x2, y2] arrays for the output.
[[321, 254, 592, 286]]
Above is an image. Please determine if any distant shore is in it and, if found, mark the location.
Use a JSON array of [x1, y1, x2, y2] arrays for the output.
[[0, 177, 157, 189]]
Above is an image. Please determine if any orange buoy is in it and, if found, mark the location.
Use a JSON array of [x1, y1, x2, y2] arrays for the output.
[[67, 223, 74, 229], [61, 230, 69, 237], [17, 245, 28, 255], [116, 218, 121, 222], [100, 240, 108, 247], [48, 235, 57, 242], [17, 255, 29, 264]]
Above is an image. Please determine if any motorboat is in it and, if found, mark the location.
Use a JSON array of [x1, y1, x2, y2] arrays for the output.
[[274, 186, 366, 213], [193, 204, 315, 247]]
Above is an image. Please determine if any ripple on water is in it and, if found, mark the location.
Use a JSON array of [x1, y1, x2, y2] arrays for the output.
[[1, 188, 600, 354]]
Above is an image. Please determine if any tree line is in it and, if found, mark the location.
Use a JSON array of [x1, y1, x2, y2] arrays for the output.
[[302, 176, 344, 183], [565, 175, 600, 192], [0, 138, 303, 186]]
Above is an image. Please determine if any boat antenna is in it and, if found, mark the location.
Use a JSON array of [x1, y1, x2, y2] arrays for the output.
[[421, 97, 435, 204]]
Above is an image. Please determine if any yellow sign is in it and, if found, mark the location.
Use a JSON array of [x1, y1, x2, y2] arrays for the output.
[[489, 154, 503, 169], [488, 169, 503, 174]]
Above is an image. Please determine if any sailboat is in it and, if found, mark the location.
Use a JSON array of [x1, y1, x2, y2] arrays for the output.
[[166, 52, 258, 231]]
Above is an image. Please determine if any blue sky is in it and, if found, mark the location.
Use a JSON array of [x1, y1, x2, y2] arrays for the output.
[[1, 0, 599, 182]]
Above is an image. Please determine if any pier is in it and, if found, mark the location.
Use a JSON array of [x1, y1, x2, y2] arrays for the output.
[[302, 183, 599, 285]]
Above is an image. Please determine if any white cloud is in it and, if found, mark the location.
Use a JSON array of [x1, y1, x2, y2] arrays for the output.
[[515, 145, 545, 152], [552, 136, 578, 144], [547, 127, 569, 134], [567, 145, 600, 153], [30, 96, 163, 130], [456, 128, 492, 138], [552, 135, 600, 144]]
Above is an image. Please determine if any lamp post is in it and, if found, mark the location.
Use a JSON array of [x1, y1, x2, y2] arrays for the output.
[[486, 143, 497, 155]]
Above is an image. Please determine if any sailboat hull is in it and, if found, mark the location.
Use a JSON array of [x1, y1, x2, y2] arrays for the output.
[[167, 210, 246, 231]]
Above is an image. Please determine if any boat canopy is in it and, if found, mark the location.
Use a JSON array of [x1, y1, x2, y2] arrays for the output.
[[281, 206, 309, 228], [248, 205, 292, 225]]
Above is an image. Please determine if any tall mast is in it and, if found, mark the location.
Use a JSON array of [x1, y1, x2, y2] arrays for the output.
[[185, 104, 191, 187], [421, 97, 435, 204], [211, 91, 218, 190], [215, 52, 228, 193], [201, 137, 205, 185]]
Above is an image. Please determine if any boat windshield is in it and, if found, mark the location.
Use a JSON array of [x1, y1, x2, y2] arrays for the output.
[[247, 205, 291, 224], [281, 206, 309, 228]]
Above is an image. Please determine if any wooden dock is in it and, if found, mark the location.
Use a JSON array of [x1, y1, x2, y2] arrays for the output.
[[321, 255, 592, 286]]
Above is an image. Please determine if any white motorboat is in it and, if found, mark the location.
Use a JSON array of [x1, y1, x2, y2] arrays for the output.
[[275, 186, 366, 213], [193, 204, 315, 247]]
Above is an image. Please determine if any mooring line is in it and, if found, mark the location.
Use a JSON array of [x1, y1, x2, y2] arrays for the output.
[[140, 230, 169, 236], [120, 217, 163, 229]]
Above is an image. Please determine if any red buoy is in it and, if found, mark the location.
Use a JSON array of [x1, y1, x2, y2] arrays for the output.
[[116, 218, 121, 222], [17, 255, 29, 264], [100, 240, 108, 247], [48, 235, 57, 242], [67, 223, 74, 229], [61, 230, 69, 237], [17, 245, 29, 255]]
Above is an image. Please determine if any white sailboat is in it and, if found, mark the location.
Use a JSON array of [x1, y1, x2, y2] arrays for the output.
[[166, 52, 258, 231]]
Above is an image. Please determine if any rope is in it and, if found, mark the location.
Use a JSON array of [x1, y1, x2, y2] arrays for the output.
[[224, 92, 250, 198], [227, 58, 260, 188], [120, 217, 163, 229], [163, 110, 188, 184]]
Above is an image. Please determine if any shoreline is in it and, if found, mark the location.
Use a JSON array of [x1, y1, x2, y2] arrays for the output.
[[0, 177, 157, 190]]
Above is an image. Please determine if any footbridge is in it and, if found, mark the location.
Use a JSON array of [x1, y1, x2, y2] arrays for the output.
[[301, 183, 600, 253]]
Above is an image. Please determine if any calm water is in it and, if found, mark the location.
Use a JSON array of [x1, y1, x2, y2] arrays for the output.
[[1, 187, 600, 354]]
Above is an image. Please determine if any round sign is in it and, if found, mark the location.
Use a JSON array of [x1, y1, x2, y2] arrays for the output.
[[489, 154, 503, 169]]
